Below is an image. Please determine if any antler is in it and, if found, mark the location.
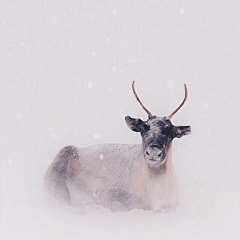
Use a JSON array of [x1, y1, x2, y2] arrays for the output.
[[168, 84, 188, 119], [132, 81, 152, 117]]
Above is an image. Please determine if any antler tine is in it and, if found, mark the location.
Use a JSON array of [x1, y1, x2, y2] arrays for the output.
[[168, 84, 188, 119], [132, 81, 152, 117]]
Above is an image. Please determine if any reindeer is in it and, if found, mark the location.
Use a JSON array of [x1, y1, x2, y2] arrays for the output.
[[44, 82, 191, 211]]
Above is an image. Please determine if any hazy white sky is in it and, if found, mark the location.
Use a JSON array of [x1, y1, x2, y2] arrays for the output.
[[1, 1, 240, 239]]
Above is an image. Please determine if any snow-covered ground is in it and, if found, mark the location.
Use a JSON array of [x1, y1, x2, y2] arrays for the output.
[[1, 1, 240, 239]]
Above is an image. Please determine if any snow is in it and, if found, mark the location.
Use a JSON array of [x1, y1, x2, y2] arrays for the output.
[[112, 66, 117, 72], [91, 14, 96, 21], [166, 79, 174, 90], [88, 81, 94, 90], [178, 8, 185, 15], [91, 51, 97, 57], [93, 132, 101, 140], [112, 10, 118, 16], [8, 159, 12, 165], [1, 1, 240, 240]]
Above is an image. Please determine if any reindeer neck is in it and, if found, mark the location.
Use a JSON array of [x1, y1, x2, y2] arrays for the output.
[[132, 144, 176, 209]]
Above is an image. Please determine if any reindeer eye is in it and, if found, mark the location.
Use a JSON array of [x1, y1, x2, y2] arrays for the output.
[[142, 124, 150, 133], [162, 126, 171, 135]]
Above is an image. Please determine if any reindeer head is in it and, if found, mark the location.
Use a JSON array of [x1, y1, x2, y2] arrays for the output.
[[125, 82, 191, 167]]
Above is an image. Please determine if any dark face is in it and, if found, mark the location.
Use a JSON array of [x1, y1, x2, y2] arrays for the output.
[[125, 115, 191, 167]]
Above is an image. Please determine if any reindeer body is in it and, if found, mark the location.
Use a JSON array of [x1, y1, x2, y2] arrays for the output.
[[44, 82, 190, 212], [45, 143, 179, 211]]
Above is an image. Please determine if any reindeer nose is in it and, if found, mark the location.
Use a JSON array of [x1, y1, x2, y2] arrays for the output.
[[145, 147, 163, 159]]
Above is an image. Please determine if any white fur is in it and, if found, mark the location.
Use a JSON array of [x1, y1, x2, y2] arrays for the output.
[[68, 143, 179, 211], [131, 144, 179, 210]]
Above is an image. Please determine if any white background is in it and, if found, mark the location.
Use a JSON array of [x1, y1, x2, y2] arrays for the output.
[[1, 1, 240, 239]]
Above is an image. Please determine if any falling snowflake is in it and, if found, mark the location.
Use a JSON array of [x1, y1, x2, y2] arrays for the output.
[[88, 81, 93, 89], [112, 66, 117, 72], [190, 205, 197, 213], [117, 109, 123, 115], [187, 186, 193, 193], [91, 14, 96, 21], [108, 88, 113, 92], [16, 113, 23, 120], [112, 10, 117, 15], [99, 154, 104, 160], [178, 7, 185, 15], [203, 103, 209, 110], [91, 51, 96, 57], [51, 133, 56, 139], [51, 18, 56, 24], [46, 159, 51, 165], [93, 132, 101, 140], [166, 79, 174, 89]]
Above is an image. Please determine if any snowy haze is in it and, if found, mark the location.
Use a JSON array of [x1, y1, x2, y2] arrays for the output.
[[1, 0, 240, 239]]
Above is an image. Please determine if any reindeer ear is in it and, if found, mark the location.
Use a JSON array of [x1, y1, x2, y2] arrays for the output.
[[125, 116, 145, 132], [174, 126, 191, 138]]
